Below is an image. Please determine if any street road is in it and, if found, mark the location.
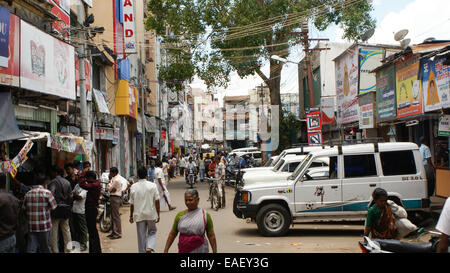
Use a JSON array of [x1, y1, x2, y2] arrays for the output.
[[99, 175, 367, 253]]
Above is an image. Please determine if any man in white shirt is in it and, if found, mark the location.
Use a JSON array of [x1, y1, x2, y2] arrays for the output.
[[107, 167, 123, 239], [436, 197, 450, 253], [179, 157, 186, 177], [71, 183, 88, 251], [420, 137, 435, 197], [129, 167, 160, 253], [155, 161, 176, 211]]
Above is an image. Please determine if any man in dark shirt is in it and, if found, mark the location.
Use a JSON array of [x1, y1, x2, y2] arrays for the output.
[[64, 163, 78, 190], [0, 174, 19, 253], [79, 170, 102, 253], [48, 166, 73, 253]]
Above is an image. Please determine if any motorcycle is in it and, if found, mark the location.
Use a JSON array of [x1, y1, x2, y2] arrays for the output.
[[186, 168, 196, 188], [97, 191, 112, 233], [358, 230, 449, 253], [121, 176, 135, 205]]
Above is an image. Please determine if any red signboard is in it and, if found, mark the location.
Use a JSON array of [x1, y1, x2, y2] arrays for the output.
[[161, 130, 166, 140]]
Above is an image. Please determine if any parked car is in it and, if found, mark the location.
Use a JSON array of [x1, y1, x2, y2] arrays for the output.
[[233, 142, 430, 237]]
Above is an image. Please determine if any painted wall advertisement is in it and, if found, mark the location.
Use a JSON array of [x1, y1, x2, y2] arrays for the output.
[[376, 65, 397, 121], [320, 97, 335, 124], [422, 58, 450, 112], [395, 57, 423, 119], [359, 48, 384, 94], [0, 12, 19, 87], [20, 20, 75, 100], [335, 49, 359, 124]]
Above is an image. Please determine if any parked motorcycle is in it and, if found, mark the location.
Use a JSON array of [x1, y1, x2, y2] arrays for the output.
[[359, 231, 449, 253], [97, 190, 112, 233]]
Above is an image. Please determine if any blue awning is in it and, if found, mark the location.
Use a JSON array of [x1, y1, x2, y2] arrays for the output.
[[0, 92, 25, 142]]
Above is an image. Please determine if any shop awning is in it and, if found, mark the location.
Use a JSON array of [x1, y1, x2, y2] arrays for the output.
[[0, 92, 25, 142]]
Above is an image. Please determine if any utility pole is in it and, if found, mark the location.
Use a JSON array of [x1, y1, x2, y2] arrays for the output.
[[139, 44, 146, 166], [78, 4, 88, 141], [291, 21, 330, 109]]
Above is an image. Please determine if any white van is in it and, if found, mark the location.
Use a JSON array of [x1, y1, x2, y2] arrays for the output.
[[233, 143, 430, 236], [231, 147, 259, 153], [241, 146, 330, 174]]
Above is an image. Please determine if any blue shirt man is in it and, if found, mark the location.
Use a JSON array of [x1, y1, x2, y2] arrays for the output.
[[148, 164, 155, 182]]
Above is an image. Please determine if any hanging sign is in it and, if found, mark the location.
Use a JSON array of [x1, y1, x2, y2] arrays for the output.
[[122, 0, 137, 54]]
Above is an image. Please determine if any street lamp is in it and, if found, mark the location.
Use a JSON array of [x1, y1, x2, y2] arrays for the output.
[[270, 55, 299, 65]]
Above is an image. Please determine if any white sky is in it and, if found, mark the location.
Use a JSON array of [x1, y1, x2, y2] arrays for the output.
[[190, 0, 450, 105]]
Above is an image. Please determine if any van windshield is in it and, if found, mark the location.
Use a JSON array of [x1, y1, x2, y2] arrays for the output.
[[264, 158, 273, 167], [271, 151, 286, 166], [288, 154, 312, 180], [273, 159, 286, 172]]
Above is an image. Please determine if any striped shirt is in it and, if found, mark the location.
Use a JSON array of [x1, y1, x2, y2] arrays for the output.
[[23, 186, 57, 232]]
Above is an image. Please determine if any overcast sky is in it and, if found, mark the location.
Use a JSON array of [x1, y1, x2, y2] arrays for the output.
[[190, 0, 450, 105]]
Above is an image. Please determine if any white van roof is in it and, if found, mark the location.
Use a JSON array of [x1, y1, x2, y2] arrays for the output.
[[308, 142, 419, 158], [232, 147, 258, 152], [284, 146, 331, 154]]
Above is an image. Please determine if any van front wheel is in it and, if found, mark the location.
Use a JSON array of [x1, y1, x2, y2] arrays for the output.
[[256, 204, 291, 237]]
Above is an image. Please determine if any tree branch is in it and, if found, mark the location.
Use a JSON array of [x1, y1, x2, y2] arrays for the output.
[[256, 69, 270, 86]]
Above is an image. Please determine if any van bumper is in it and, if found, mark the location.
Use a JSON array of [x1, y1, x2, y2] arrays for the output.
[[233, 191, 258, 219]]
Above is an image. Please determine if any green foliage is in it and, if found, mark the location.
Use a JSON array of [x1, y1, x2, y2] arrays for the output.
[[145, 0, 375, 96]]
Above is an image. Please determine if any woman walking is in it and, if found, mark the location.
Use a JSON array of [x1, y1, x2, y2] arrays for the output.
[[164, 189, 217, 253]]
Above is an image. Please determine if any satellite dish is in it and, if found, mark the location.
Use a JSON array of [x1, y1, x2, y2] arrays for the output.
[[400, 38, 411, 49], [394, 29, 409, 41], [361, 28, 375, 42]]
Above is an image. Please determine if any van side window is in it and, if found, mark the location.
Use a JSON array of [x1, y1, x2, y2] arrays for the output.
[[304, 156, 336, 180], [253, 153, 261, 159], [344, 154, 377, 178], [380, 150, 416, 175], [289, 162, 300, 172]]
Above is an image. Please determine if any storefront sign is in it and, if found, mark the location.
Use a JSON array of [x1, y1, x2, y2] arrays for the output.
[[359, 103, 374, 129], [335, 49, 359, 124], [320, 97, 335, 124], [359, 48, 383, 94], [0, 13, 19, 87], [122, 0, 137, 54], [0, 7, 10, 67], [376, 65, 397, 121], [395, 57, 423, 119], [307, 108, 322, 145], [113, 129, 119, 145], [308, 131, 323, 146], [422, 58, 450, 112], [20, 20, 75, 100], [95, 128, 114, 141], [438, 115, 450, 136], [50, 0, 70, 38]]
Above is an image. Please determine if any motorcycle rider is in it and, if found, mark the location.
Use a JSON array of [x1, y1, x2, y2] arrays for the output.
[[185, 157, 197, 184]]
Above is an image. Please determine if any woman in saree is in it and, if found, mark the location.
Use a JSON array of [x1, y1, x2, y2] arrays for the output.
[[364, 188, 397, 239], [164, 189, 217, 253]]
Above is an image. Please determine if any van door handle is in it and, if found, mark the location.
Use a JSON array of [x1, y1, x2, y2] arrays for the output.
[[331, 186, 338, 189], [369, 184, 377, 187]]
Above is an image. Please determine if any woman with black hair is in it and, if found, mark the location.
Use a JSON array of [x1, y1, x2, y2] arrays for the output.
[[364, 188, 397, 239]]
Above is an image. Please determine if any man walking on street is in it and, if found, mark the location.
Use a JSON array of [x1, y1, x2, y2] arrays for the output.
[[148, 161, 156, 182], [79, 170, 102, 253], [107, 167, 123, 239], [71, 179, 88, 251], [48, 166, 73, 253], [0, 174, 19, 253], [179, 156, 186, 177], [23, 173, 57, 253], [155, 161, 176, 211], [420, 137, 436, 197], [129, 167, 160, 253]]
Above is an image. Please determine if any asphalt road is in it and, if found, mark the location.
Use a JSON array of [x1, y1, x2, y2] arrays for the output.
[[98, 175, 369, 253]]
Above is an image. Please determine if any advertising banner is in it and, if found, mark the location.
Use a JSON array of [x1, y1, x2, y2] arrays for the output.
[[20, 20, 76, 100], [122, 0, 137, 54], [129, 84, 138, 119], [359, 103, 374, 129], [308, 131, 323, 146], [306, 109, 322, 132], [438, 115, 450, 136], [376, 65, 397, 121], [0, 7, 10, 67], [50, 0, 70, 38], [395, 57, 423, 119], [422, 58, 450, 112], [359, 48, 384, 95], [320, 97, 335, 124], [335, 49, 359, 124], [0, 13, 19, 87]]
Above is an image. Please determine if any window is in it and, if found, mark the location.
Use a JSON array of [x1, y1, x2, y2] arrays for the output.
[[380, 150, 417, 175], [253, 153, 261, 159], [288, 162, 300, 172], [303, 156, 336, 180], [344, 154, 377, 178]]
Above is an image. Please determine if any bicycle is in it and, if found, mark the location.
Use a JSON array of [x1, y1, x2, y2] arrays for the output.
[[207, 178, 224, 211]]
